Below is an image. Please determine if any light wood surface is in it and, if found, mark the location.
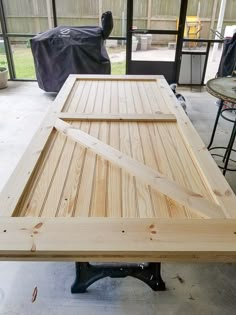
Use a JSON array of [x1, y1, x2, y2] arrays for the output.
[[55, 118, 224, 219], [0, 218, 235, 262], [158, 78, 236, 218], [0, 75, 76, 217], [58, 113, 177, 122], [1, 75, 236, 261]]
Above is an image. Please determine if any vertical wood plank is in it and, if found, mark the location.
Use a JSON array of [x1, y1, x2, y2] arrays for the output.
[[40, 136, 76, 217], [65, 80, 86, 113], [167, 124, 214, 202], [118, 81, 138, 218], [125, 81, 154, 218], [14, 131, 58, 217], [90, 81, 109, 217], [130, 81, 170, 218], [157, 124, 203, 218], [75, 81, 93, 113], [21, 133, 67, 217], [146, 81, 171, 114], [56, 81, 92, 217], [152, 123, 190, 218], [42, 81, 93, 217], [62, 81, 80, 112], [106, 81, 122, 217], [136, 80, 188, 218], [56, 122, 89, 217], [74, 81, 101, 216]]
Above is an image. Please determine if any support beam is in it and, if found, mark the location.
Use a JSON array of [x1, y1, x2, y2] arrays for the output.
[[211, 0, 227, 61], [209, 0, 218, 39], [55, 119, 225, 219], [197, 1, 201, 18], [58, 113, 177, 122], [0, 0, 16, 79]]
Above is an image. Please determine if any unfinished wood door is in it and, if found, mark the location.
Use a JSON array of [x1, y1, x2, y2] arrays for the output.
[[0, 75, 236, 262]]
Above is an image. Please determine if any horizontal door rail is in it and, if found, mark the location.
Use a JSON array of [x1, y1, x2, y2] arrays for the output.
[[183, 38, 223, 43], [58, 113, 177, 122], [132, 29, 178, 35]]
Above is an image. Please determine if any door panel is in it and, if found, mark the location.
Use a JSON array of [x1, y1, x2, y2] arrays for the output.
[[129, 61, 175, 82], [126, 0, 188, 83]]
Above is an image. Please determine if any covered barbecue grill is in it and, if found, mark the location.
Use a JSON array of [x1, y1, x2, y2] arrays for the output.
[[217, 29, 236, 77], [31, 11, 113, 92]]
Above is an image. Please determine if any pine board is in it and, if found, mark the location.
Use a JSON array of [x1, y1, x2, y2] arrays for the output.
[[0, 75, 236, 262]]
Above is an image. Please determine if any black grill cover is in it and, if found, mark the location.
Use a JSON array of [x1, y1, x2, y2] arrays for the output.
[[31, 12, 113, 92], [217, 33, 236, 77], [101, 11, 113, 39]]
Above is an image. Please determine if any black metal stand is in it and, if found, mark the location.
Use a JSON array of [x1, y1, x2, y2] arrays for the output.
[[71, 262, 166, 293], [208, 100, 236, 175], [207, 100, 224, 149]]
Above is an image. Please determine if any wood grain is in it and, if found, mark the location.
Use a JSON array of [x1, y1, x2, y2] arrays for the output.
[[1, 75, 236, 262], [58, 113, 176, 122], [118, 81, 137, 218], [55, 119, 225, 219], [0, 75, 77, 217], [0, 218, 236, 262], [158, 78, 236, 218]]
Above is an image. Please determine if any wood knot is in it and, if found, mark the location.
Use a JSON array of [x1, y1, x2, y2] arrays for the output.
[[189, 192, 203, 198], [149, 224, 157, 235], [31, 243, 36, 252], [34, 222, 43, 230], [213, 190, 222, 197], [31, 286, 38, 303]]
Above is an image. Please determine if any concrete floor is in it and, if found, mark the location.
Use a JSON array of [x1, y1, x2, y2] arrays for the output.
[[0, 82, 236, 314]]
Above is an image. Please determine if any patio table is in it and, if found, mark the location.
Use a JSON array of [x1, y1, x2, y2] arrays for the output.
[[207, 76, 236, 174]]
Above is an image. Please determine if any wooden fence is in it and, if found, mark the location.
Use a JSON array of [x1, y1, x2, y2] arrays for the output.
[[1, 0, 236, 40]]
